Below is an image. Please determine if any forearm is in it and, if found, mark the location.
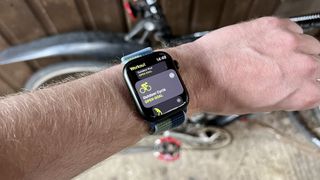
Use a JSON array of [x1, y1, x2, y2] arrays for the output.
[[0, 64, 146, 179], [0, 43, 204, 179]]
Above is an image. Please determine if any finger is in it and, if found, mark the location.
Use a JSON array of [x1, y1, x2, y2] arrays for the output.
[[307, 55, 320, 82], [302, 84, 320, 109], [280, 18, 304, 34], [312, 54, 320, 63], [297, 34, 320, 55], [284, 83, 320, 111], [313, 56, 320, 83]]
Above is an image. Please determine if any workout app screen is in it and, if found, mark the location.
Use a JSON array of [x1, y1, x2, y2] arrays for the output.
[[132, 59, 185, 116]]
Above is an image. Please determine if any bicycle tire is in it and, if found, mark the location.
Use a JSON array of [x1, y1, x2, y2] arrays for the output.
[[139, 88, 146, 94], [24, 60, 112, 90]]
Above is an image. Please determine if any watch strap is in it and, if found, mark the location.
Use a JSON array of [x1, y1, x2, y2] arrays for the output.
[[122, 47, 187, 134], [121, 47, 153, 64], [150, 111, 186, 134]]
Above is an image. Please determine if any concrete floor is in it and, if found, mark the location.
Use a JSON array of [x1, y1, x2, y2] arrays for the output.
[[73, 112, 320, 180]]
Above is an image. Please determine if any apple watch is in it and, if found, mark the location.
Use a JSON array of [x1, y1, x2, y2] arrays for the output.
[[122, 47, 189, 134]]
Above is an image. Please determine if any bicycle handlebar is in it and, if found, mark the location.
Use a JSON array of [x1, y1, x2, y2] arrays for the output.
[[290, 12, 320, 31]]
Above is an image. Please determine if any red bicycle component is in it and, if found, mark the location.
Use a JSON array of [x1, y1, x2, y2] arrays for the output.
[[239, 117, 250, 122], [123, 1, 137, 21], [154, 136, 181, 162]]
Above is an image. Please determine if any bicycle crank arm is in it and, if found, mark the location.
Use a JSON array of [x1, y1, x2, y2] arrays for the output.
[[165, 126, 232, 149]]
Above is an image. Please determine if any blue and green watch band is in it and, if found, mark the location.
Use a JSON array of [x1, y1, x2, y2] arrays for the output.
[[121, 47, 187, 134], [149, 111, 186, 133], [121, 47, 153, 64]]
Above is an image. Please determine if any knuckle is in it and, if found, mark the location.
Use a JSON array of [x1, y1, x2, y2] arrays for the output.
[[287, 87, 320, 110], [298, 88, 320, 109], [282, 32, 299, 47], [301, 56, 317, 72], [260, 16, 283, 27], [301, 96, 319, 109], [308, 61, 318, 74], [299, 54, 313, 63], [291, 97, 317, 110]]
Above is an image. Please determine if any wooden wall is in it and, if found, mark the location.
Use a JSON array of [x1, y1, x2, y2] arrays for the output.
[[0, 0, 319, 95]]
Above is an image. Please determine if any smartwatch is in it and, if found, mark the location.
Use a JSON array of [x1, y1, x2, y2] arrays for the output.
[[122, 47, 189, 134]]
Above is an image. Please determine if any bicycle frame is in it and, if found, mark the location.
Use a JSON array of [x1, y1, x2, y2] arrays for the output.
[[0, 0, 319, 65]]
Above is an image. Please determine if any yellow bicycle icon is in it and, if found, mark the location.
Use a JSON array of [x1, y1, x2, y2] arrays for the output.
[[139, 82, 152, 94], [154, 108, 163, 116]]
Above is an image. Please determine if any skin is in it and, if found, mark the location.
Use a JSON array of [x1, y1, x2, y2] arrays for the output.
[[0, 17, 320, 179]]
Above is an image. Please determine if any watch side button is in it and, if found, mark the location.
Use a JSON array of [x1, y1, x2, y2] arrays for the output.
[[174, 60, 179, 70]]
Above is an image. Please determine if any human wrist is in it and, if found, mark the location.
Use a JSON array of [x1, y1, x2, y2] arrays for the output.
[[103, 44, 206, 133], [161, 42, 222, 114], [102, 65, 149, 134]]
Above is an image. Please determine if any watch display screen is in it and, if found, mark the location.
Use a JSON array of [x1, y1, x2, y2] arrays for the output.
[[123, 51, 188, 122]]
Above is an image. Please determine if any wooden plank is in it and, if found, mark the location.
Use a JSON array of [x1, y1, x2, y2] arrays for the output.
[[0, 63, 33, 91], [0, 35, 15, 94], [0, 32, 33, 92], [248, 0, 281, 19], [26, 0, 85, 67], [0, 0, 45, 44], [219, 0, 254, 27], [0, 35, 7, 50], [26, 0, 58, 35], [0, 0, 48, 69], [0, 78, 14, 96], [121, 0, 135, 30], [191, 0, 225, 32], [79, 0, 127, 32], [75, 0, 97, 30], [275, 0, 320, 17], [160, 0, 193, 35], [27, 0, 84, 33]]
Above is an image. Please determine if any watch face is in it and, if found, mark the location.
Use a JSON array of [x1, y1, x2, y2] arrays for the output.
[[123, 51, 188, 122]]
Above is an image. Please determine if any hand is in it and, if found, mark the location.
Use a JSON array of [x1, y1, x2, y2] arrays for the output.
[[185, 17, 320, 114]]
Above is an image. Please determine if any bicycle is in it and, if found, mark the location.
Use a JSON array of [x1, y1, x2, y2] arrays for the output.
[[139, 82, 152, 94], [0, 0, 320, 159]]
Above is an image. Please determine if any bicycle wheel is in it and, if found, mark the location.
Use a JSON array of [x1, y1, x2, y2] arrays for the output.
[[24, 60, 112, 90], [139, 88, 146, 94]]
